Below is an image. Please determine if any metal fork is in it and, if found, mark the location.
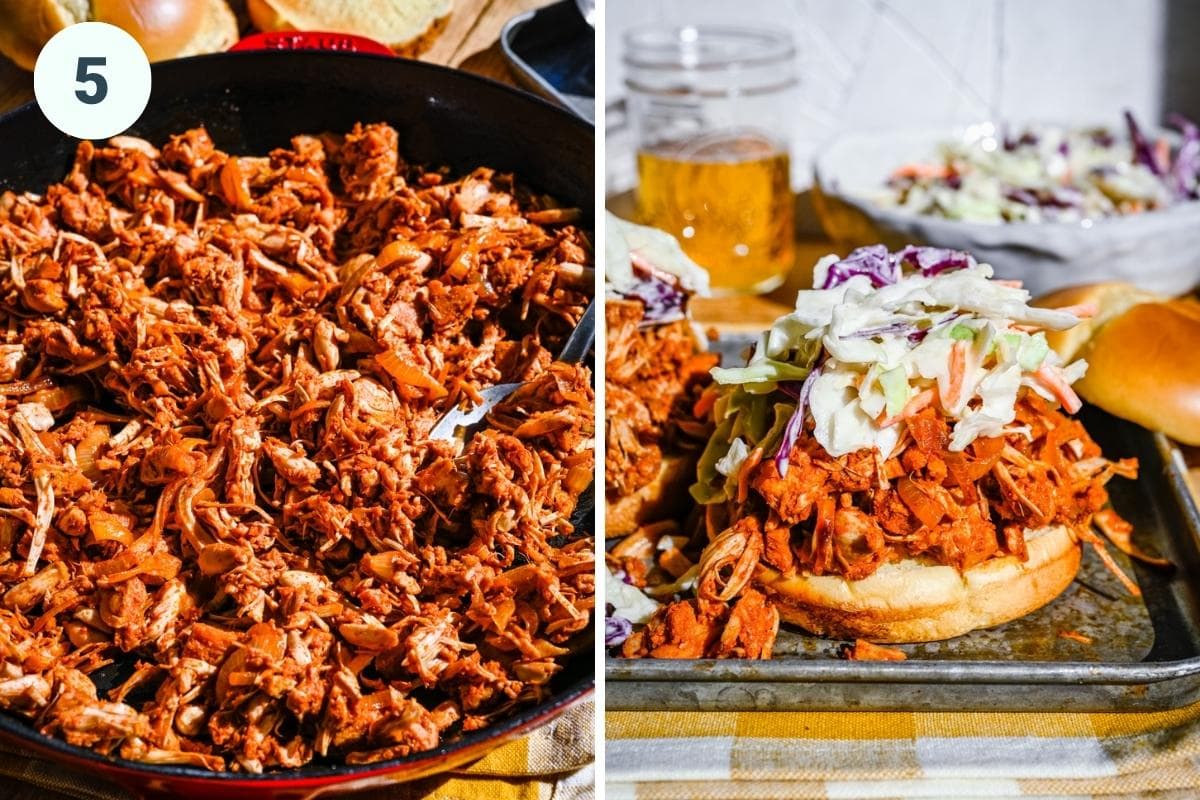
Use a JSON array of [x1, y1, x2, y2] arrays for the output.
[[428, 299, 596, 441]]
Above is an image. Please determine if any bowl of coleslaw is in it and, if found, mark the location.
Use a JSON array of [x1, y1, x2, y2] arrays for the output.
[[813, 115, 1200, 296]]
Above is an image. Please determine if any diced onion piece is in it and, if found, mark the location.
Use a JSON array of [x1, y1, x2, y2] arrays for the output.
[[75, 425, 110, 478], [88, 511, 135, 547]]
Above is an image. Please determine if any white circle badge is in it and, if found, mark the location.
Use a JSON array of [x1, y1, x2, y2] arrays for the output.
[[33, 22, 152, 140]]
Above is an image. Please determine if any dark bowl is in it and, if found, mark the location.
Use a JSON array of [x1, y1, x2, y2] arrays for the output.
[[0, 50, 594, 799]]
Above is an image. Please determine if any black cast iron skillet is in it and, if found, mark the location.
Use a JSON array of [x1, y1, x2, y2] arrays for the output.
[[0, 51, 594, 795]]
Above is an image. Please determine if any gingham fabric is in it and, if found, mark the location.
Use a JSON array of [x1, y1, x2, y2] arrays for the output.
[[0, 699, 593, 800], [606, 702, 1200, 799]]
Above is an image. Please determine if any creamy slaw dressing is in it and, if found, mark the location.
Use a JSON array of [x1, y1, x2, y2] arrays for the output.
[[711, 256, 1084, 460], [881, 125, 1174, 223]]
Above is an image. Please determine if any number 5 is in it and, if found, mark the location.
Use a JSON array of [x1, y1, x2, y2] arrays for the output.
[[75, 57, 108, 105]]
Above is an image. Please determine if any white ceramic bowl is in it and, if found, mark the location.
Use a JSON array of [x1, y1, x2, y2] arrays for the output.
[[812, 128, 1200, 297]]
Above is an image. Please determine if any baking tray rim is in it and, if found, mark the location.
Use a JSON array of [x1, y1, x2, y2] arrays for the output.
[[605, 655, 1200, 686]]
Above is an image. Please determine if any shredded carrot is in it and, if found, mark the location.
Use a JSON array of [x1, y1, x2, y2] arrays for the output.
[[842, 639, 907, 661], [994, 279, 1024, 288], [880, 388, 935, 428], [942, 341, 967, 410], [891, 163, 952, 180], [1059, 629, 1093, 645], [681, 353, 720, 379], [692, 386, 718, 420], [1034, 365, 1082, 414], [737, 447, 764, 504]]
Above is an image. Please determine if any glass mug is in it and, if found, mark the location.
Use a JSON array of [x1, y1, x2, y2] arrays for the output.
[[624, 26, 797, 295]]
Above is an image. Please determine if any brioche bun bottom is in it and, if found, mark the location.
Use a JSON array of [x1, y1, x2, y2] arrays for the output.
[[756, 525, 1081, 643]]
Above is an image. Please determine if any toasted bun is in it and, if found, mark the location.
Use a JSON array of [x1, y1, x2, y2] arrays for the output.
[[605, 455, 695, 539], [1035, 282, 1162, 362], [93, 0, 204, 61], [247, 0, 451, 57], [0, 0, 86, 70], [169, 0, 237, 59], [0, 0, 236, 70], [1036, 282, 1200, 445], [756, 525, 1081, 642], [1073, 298, 1200, 446]]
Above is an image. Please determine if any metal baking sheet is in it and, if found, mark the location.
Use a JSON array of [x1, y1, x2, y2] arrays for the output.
[[606, 339, 1200, 711]]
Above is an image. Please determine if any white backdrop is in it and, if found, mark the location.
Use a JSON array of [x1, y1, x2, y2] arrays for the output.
[[605, 0, 1168, 193]]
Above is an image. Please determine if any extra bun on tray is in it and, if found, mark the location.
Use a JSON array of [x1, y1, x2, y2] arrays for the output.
[[246, 0, 452, 57], [1037, 283, 1200, 446], [0, 0, 237, 69]]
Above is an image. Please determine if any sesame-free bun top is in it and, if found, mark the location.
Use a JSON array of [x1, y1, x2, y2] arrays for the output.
[[0, 0, 236, 69], [1037, 282, 1200, 445]]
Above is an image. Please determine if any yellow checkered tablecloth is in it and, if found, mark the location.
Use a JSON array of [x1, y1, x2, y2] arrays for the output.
[[606, 701, 1200, 799], [0, 700, 593, 800]]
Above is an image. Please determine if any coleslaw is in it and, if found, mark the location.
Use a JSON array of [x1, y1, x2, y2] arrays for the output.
[[881, 112, 1200, 223], [694, 245, 1088, 502]]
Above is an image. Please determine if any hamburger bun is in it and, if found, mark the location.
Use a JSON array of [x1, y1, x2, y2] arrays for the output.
[[756, 525, 1081, 642], [246, 0, 451, 58], [1035, 282, 1161, 362], [1036, 283, 1200, 446], [0, 0, 237, 70], [606, 455, 694, 539], [0, 0, 82, 71]]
